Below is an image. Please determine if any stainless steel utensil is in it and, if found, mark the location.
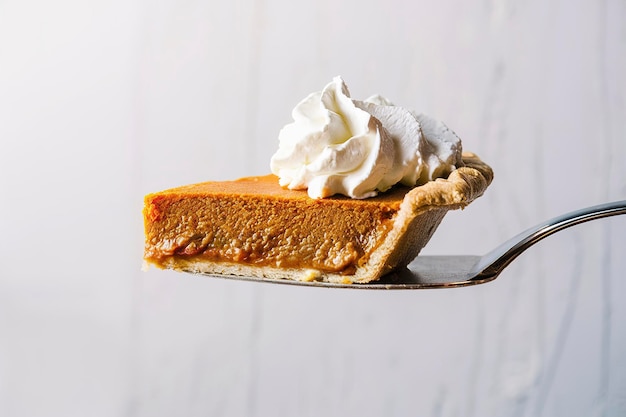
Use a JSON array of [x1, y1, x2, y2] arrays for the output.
[[197, 200, 626, 289]]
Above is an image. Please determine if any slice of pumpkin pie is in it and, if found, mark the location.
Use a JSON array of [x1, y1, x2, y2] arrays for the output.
[[143, 153, 492, 283], [143, 77, 493, 283]]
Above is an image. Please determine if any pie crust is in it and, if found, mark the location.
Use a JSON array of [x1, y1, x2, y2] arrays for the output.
[[143, 153, 493, 283]]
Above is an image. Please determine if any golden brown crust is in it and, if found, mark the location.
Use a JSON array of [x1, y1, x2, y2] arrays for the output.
[[355, 152, 493, 282], [143, 153, 493, 283]]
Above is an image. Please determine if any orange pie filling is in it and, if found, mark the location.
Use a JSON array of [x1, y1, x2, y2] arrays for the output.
[[144, 175, 407, 275]]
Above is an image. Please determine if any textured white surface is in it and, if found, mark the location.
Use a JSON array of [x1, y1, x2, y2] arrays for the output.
[[1, 0, 625, 416]]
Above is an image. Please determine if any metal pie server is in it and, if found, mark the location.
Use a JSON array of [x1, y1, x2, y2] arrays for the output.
[[199, 200, 626, 289]]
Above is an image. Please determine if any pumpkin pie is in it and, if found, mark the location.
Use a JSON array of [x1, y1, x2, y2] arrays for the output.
[[143, 153, 492, 283]]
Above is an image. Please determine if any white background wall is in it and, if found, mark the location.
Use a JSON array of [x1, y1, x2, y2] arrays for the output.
[[1, 0, 625, 416]]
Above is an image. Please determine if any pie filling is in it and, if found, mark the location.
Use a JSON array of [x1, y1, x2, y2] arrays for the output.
[[144, 189, 400, 274]]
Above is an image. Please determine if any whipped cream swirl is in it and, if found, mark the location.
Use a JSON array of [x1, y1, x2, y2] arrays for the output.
[[270, 77, 463, 199]]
